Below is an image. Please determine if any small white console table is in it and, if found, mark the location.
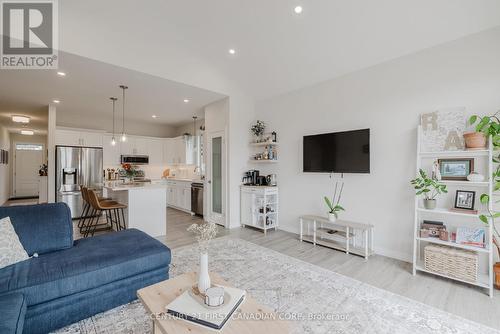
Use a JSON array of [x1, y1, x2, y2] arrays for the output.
[[299, 215, 374, 259]]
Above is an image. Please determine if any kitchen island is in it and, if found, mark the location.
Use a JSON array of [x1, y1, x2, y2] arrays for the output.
[[103, 181, 167, 237]]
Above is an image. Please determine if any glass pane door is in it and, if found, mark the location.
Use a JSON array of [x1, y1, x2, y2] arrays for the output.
[[212, 136, 222, 214]]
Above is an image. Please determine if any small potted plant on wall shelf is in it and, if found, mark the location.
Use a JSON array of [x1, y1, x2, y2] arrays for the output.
[[411, 169, 448, 210]]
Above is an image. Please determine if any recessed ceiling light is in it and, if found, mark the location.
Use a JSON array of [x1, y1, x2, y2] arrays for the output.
[[12, 115, 30, 123], [152, 115, 158, 119], [294, 5, 303, 14], [21, 130, 34, 135], [228, 49, 236, 55], [53, 99, 60, 104], [57, 71, 66, 76], [183, 99, 190, 103]]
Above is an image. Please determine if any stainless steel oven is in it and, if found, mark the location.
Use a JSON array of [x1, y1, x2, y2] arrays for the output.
[[191, 182, 204, 217]]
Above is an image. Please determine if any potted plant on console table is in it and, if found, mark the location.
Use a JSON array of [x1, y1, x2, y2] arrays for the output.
[[324, 181, 345, 222], [411, 169, 448, 210]]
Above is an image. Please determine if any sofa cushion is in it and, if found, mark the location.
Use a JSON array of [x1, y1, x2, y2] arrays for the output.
[[0, 292, 27, 334], [0, 229, 171, 306], [0, 217, 29, 270], [0, 203, 73, 256]]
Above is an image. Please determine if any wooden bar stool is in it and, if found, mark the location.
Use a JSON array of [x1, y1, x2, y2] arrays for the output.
[[79, 187, 117, 236], [85, 189, 127, 237]]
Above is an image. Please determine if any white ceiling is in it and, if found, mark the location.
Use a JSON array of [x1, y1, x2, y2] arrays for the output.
[[0, 108, 48, 135], [58, 0, 500, 100], [0, 52, 225, 133]]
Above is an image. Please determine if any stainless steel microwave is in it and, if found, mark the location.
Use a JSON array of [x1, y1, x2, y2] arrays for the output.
[[120, 155, 149, 165]]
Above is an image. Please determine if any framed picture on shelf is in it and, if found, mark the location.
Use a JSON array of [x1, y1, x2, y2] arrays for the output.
[[454, 190, 476, 210], [438, 158, 474, 181]]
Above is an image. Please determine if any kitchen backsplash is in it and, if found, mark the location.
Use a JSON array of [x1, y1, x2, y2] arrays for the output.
[[103, 163, 201, 180]]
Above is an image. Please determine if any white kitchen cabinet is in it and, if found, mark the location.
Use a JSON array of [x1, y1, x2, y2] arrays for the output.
[[102, 134, 121, 166], [134, 138, 149, 155], [55, 129, 103, 147], [148, 139, 164, 165], [163, 136, 195, 165], [166, 180, 192, 212]]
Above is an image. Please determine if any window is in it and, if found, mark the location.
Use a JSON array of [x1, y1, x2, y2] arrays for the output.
[[15, 144, 43, 151]]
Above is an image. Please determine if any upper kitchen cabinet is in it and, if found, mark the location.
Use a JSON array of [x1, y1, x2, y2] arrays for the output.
[[120, 137, 149, 156], [148, 139, 164, 165], [163, 136, 195, 165], [55, 129, 103, 147], [102, 134, 121, 166]]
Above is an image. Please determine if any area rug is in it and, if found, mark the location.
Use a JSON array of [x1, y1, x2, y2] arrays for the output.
[[54, 237, 499, 334]]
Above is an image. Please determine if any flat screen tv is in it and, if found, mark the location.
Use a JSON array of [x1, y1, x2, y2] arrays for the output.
[[303, 129, 370, 173]]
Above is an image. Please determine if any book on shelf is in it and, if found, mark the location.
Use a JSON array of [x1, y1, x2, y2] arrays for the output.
[[166, 285, 246, 330], [449, 208, 478, 215], [456, 227, 486, 248]]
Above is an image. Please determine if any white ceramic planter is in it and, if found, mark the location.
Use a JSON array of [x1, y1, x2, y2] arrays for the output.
[[328, 213, 337, 222], [198, 252, 211, 294]]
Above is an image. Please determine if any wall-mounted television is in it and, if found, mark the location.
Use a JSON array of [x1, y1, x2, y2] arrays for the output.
[[303, 129, 370, 173]]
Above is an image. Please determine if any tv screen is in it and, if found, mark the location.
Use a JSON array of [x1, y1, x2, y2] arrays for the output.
[[303, 129, 370, 173]]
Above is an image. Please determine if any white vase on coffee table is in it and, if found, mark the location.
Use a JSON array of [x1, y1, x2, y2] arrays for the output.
[[198, 252, 211, 294], [328, 213, 337, 223]]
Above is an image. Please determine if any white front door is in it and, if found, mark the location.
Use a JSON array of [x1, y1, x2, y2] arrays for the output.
[[14, 144, 44, 198], [206, 131, 226, 226]]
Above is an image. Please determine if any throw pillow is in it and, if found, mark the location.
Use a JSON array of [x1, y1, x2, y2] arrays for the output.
[[0, 217, 29, 269]]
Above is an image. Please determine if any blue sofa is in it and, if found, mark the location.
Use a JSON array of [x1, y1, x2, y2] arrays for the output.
[[0, 203, 171, 334]]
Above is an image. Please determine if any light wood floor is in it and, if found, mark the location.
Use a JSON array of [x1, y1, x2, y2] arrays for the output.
[[160, 208, 500, 331], [6, 199, 499, 330]]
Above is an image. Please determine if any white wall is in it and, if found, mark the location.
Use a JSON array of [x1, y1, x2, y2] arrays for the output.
[[0, 123, 11, 205], [255, 27, 500, 262], [173, 119, 205, 137]]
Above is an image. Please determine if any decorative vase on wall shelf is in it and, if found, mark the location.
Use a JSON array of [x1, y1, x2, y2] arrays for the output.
[[198, 252, 211, 294], [423, 199, 436, 210], [463, 132, 486, 150], [328, 213, 337, 222]]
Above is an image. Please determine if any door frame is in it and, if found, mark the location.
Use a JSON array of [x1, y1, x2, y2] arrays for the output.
[[205, 130, 227, 227], [12, 141, 45, 198]]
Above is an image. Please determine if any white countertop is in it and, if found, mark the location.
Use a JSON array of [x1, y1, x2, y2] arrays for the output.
[[103, 181, 168, 191], [164, 177, 204, 183]]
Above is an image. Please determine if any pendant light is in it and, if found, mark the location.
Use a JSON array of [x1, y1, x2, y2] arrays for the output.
[[110, 97, 117, 146], [119, 85, 128, 142]]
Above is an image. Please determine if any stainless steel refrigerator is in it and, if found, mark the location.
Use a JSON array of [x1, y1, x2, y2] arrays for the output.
[[56, 146, 103, 219]]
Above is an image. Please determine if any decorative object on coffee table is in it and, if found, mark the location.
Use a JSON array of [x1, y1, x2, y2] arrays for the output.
[[187, 222, 218, 294], [454, 190, 476, 211], [411, 169, 447, 210], [137, 272, 288, 334], [438, 158, 474, 181]]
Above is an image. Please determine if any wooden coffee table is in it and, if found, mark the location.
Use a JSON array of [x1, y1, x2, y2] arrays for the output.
[[137, 272, 289, 333]]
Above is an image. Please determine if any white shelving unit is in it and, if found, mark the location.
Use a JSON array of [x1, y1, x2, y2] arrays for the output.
[[413, 126, 494, 297], [240, 186, 279, 234]]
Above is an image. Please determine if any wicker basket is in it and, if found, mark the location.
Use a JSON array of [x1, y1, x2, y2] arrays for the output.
[[424, 245, 478, 283]]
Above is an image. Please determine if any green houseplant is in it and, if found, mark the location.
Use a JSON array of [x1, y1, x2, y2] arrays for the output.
[[324, 181, 345, 222], [411, 169, 447, 210]]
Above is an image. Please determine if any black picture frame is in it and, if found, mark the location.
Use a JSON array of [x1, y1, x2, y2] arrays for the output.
[[454, 190, 476, 210]]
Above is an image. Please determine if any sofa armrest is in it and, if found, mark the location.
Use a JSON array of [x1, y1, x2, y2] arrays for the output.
[[0, 203, 73, 255], [0, 292, 27, 334]]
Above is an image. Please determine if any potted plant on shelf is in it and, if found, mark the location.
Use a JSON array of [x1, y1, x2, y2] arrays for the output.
[[411, 169, 448, 210], [469, 111, 500, 289], [464, 115, 491, 149], [250, 120, 266, 142], [324, 181, 345, 222]]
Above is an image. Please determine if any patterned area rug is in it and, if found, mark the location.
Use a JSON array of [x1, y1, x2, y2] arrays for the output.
[[54, 237, 499, 334]]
